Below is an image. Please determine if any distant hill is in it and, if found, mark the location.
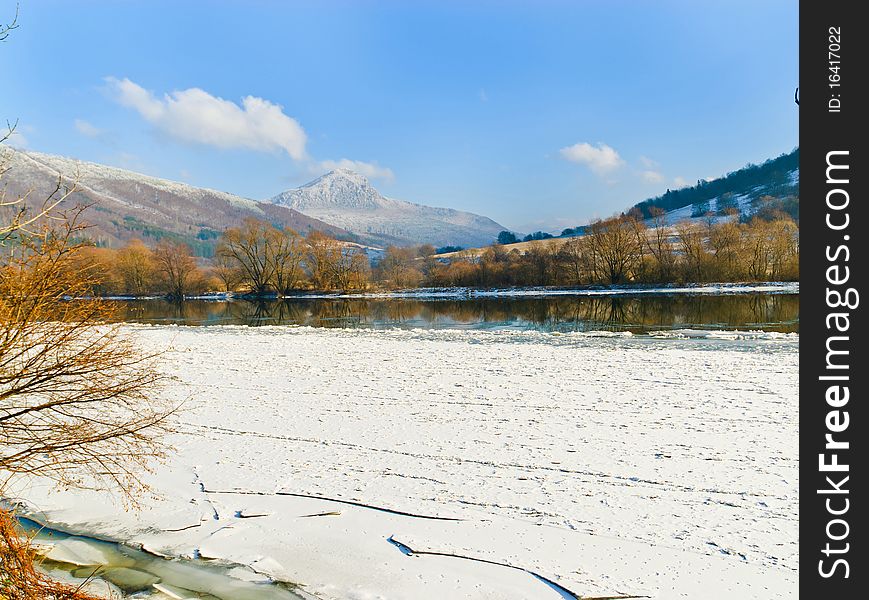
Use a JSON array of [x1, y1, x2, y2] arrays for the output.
[[2, 149, 351, 256], [268, 169, 507, 248], [439, 148, 800, 258], [3, 147, 798, 259], [631, 148, 799, 224]]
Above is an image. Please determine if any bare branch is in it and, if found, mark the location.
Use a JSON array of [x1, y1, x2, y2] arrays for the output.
[[0, 3, 19, 42]]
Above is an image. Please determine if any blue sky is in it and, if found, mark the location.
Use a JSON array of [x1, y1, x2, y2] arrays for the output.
[[1, 0, 797, 232]]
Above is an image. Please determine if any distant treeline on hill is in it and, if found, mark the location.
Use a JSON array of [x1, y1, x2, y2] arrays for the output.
[[631, 148, 799, 218]]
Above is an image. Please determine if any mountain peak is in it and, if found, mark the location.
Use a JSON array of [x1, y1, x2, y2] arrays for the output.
[[327, 167, 366, 179], [274, 169, 383, 211], [266, 169, 508, 248], [310, 168, 371, 187]]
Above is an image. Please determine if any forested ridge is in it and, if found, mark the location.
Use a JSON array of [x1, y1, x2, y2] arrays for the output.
[[631, 149, 798, 219]]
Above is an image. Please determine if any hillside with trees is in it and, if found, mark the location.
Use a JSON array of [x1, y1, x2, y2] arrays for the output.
[[389, 214, 798, 288], [2, 149, 353, 257], [631, 149, 799, 222]]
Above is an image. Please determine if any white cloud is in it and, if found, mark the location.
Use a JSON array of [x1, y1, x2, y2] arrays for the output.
[[105, 77, 394, 182], [673, 176, 689, 188], [559, 142, 624, 175], [639, 155, 658, 169], [74, 119, 103, 138], [106, 77, 307, 159], [318, 158, 395, 182], [641, 170, 665, 184], [479, 88, 489, 102]]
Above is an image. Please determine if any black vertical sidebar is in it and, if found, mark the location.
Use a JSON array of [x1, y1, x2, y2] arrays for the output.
[[800, 0, 866, 595]]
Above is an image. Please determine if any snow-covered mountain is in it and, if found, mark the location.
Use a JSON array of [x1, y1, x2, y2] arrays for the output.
[[268, 169, 507, 248], [2, 149, 349, 253]]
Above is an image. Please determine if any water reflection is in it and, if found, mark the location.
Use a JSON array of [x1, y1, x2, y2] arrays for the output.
[[111, 294, 799, 333]]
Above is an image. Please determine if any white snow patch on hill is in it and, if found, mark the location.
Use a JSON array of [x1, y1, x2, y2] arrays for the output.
[[15, 150, 264, 213], [652, 168, 799, 227]]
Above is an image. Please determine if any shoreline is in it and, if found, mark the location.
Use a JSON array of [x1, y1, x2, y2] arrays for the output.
[[95, 281, 799, 302], [8, 513, 308, 599]]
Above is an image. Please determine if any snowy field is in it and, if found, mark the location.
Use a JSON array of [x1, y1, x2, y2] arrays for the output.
[[13, 325, 799, 599]]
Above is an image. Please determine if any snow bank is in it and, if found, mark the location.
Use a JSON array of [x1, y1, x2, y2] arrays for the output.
[[10, 326, 798, 599], [286, 281, 799, 299], [650, 328, 799, 340]]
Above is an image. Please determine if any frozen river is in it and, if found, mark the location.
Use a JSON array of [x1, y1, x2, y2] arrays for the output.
[[12, 322, 798, 599]]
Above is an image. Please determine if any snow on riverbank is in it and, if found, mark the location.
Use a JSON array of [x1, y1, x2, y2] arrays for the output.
[[11, 325, 798, 599], [284, 281, 799, 299]]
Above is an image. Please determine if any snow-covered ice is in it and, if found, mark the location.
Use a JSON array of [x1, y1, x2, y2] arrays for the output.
[[11, 325, 798, 599]]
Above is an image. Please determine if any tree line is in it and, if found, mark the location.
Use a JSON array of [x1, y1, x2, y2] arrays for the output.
[[69, 210, 798, 297], [381, 212, 798, 289], [76, 218, 372, 297]]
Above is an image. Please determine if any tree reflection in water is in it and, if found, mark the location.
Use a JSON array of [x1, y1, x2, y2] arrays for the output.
[[109, 294, 799, 334]]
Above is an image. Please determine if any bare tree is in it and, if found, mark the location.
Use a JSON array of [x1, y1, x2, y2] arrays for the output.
[[524, 241, 557, 286], [558, 236, 587, 285], [326, 246, 369, 292], [0, 5, 17, 43], [585, 216, 643, 284], [1, 12, 170, 598], [645, 207, 677, 282], [217, 219, 278, 295], [216, 219, 306, 295], [0, 211, 172, 495], [154, 240, 201, 300], [213, 251, 245, 292], [675, 221, 708, 282], [707, 220, 742, 280], [766, 218, 799, 280], [305, 229, 337, 290], [377, 246, 423, 289], [304, 230, 369, 291], [742, 217, 798, 281], [114, 238, 156, 296], [270, 227, 305, 294]]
